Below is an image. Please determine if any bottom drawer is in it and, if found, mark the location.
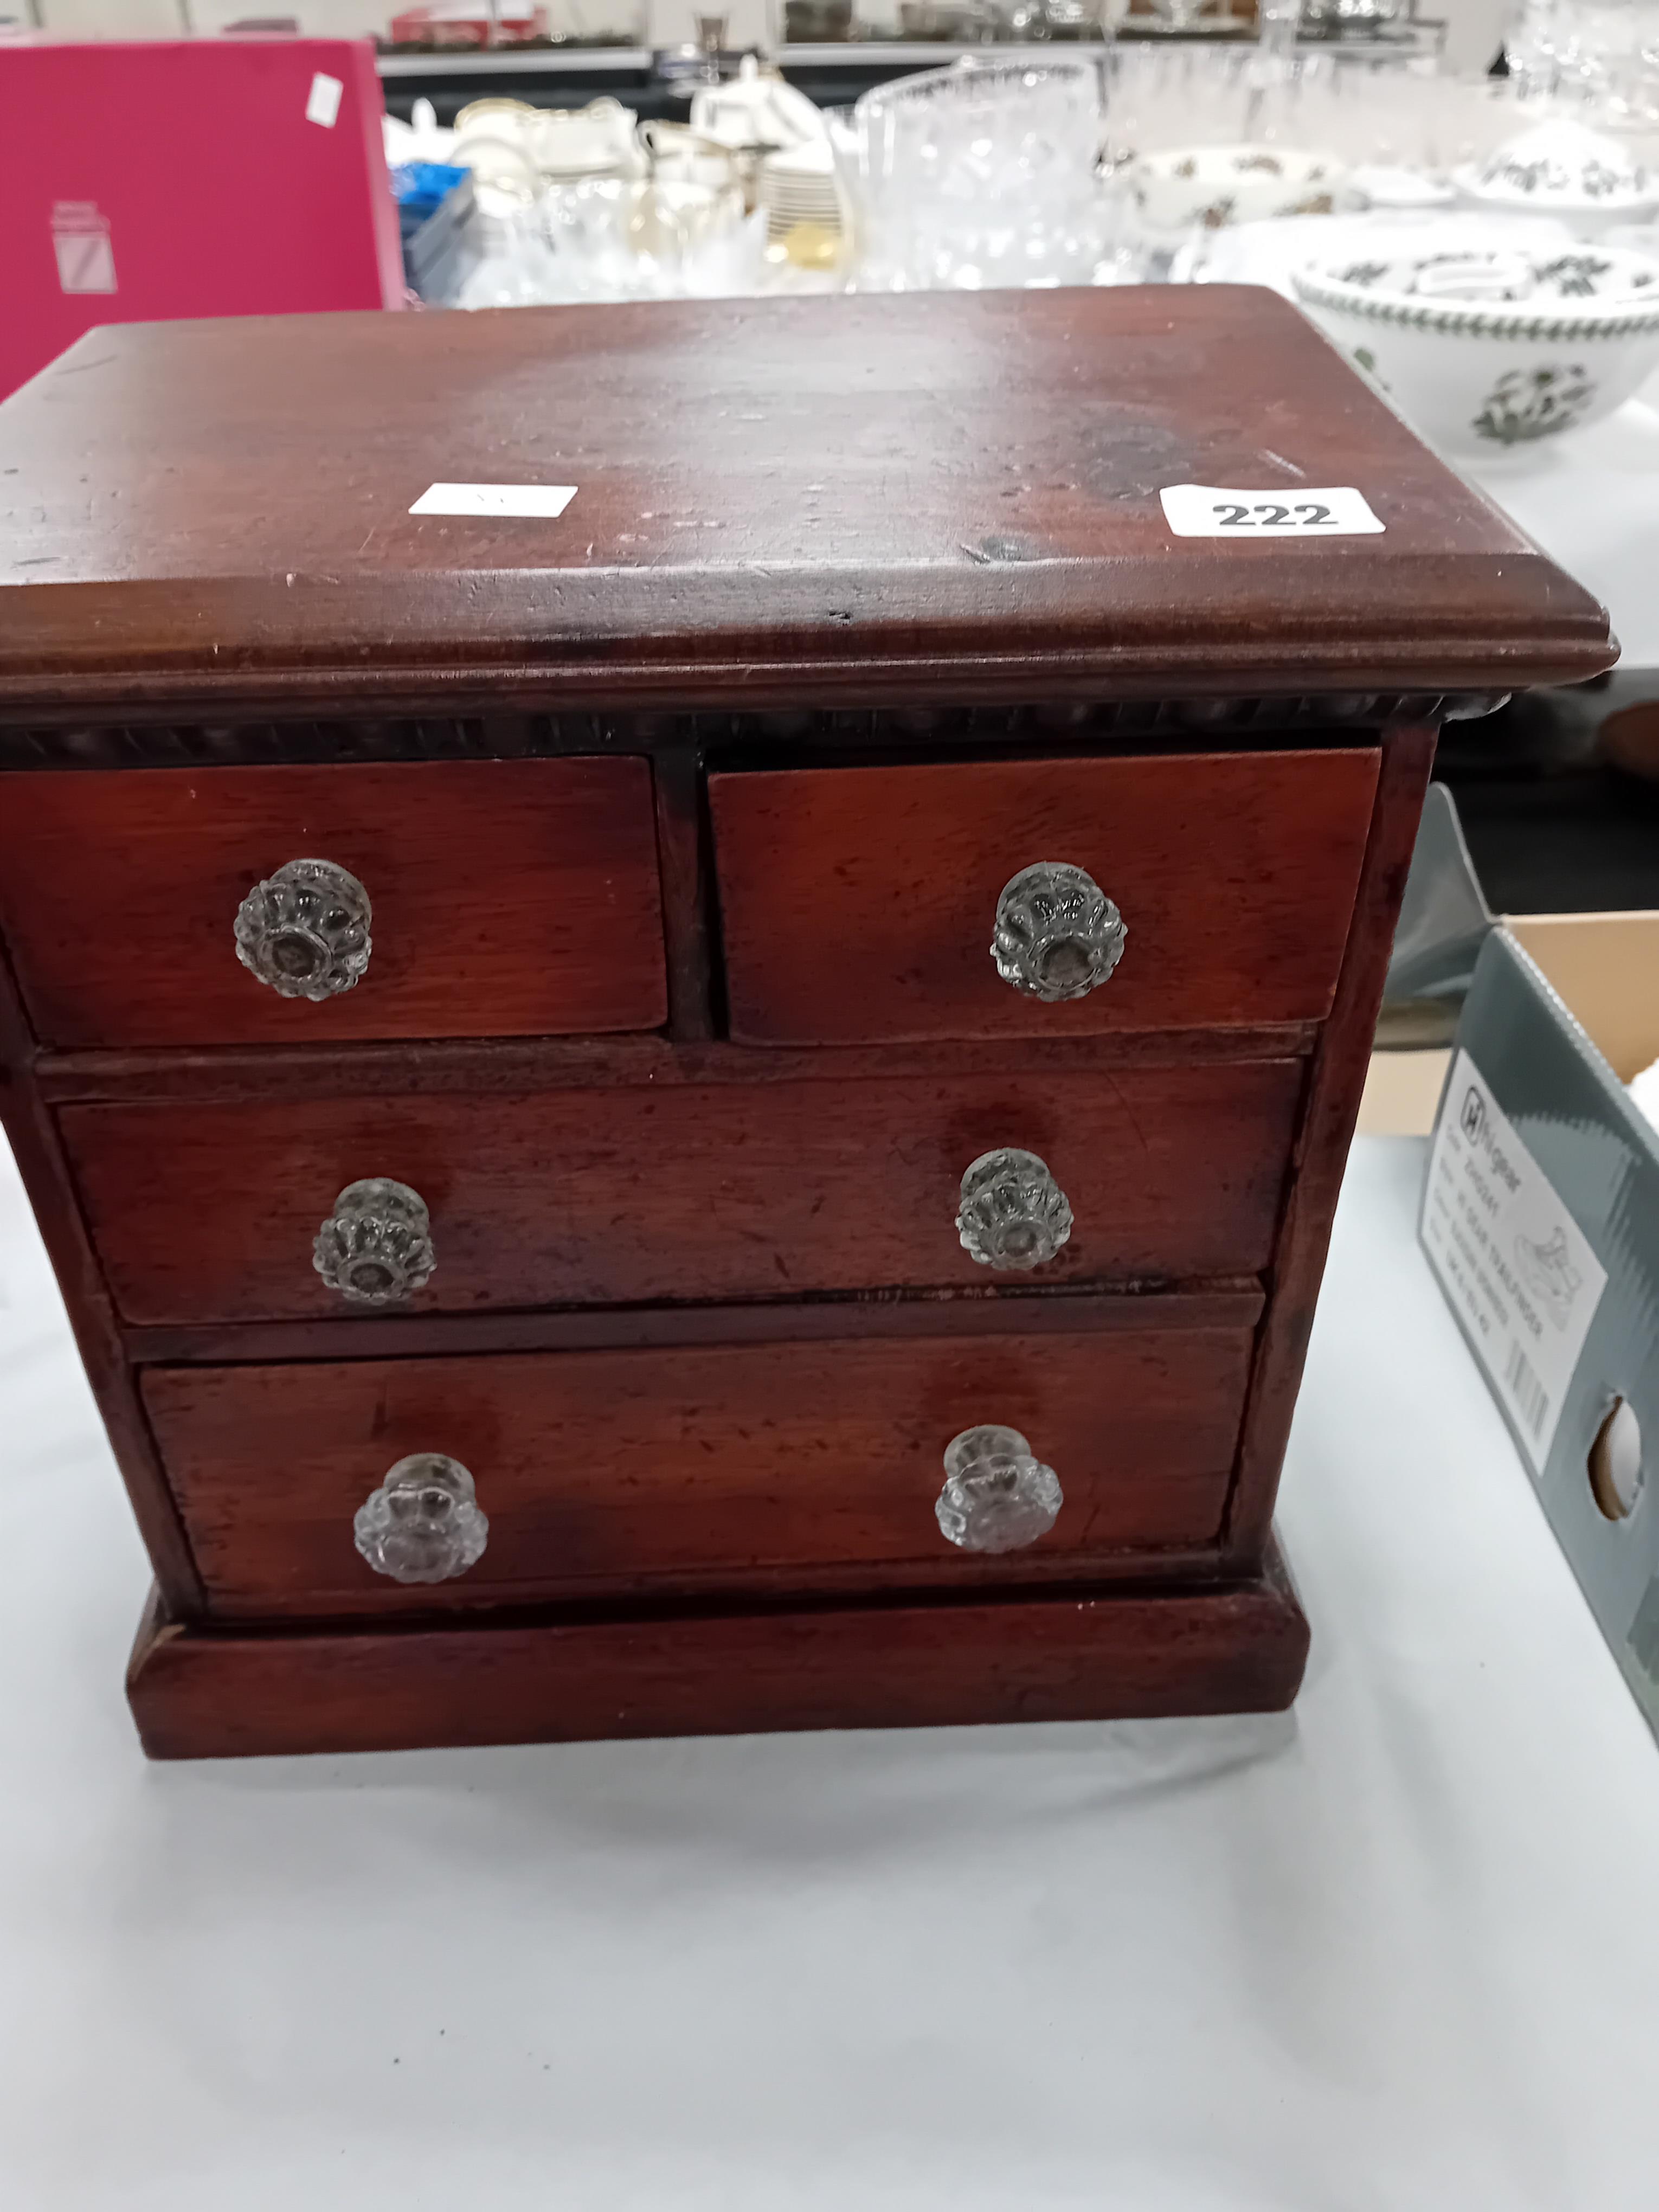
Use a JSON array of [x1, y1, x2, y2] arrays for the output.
[[144, 1322, 1256, 1621]]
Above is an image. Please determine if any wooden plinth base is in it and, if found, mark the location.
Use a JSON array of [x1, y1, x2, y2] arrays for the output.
[[126, 1540, 1310, 1760]]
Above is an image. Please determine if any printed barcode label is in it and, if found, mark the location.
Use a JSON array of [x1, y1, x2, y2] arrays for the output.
[[1421, 1049, 1606, 1474], [1503, 1340, 1550, 1441]]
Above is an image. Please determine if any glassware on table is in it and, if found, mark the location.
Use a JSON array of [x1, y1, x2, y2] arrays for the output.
[[451, 129, 544, 216], [1506, 0, 1659, 127], [1146, 0, 1230, 31], [1297, 0, 1404, 36], [1036, 0, 1112, 35], [449, 132, 565, 307], [456, 204, 565, 306], [844, 56, 1110, 291], [690, 11, 729, 83], [541, 123, 763, 299], [1102, 42, 1272, 169], [1105, 43, 1516, 194]]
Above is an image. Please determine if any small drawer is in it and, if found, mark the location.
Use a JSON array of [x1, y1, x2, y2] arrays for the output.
[[0, 758, 666, 1047], [710, 749, 1379, 1046], [65, 1060, 1302, 1324], [142, 1322, 1256, 1619]]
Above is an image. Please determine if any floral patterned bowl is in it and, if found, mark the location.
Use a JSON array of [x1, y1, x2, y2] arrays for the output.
[[1454, 119, 1656, 241], [1293, 242, 1659, 452], [1131, 144, 1345, 235]]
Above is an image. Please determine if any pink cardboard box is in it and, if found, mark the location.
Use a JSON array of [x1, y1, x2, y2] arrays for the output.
[[1, 36, 404, 400]]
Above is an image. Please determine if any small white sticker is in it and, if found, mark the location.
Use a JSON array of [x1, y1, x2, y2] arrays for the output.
[[305, 72, 344, 129], [409, 483, 579, 519], [51, 202, 117, 295], [1421, 1048, 1607, 1472], [1160, 484, 1385, 538]]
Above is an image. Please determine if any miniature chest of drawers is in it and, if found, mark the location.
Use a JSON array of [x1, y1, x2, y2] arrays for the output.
[[0, 288, 1611, 1758]]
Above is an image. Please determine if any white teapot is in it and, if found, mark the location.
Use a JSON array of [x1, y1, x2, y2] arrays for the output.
[[690, 56, 827, 154]]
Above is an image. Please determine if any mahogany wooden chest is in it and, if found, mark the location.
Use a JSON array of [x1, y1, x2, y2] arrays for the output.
[[0, 287, 1612, 1758]]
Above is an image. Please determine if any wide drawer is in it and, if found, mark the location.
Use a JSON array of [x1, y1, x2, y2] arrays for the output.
[[0, 758, 666, 1047], [710, 749, 1378, 1045], [143, 1323, 1255, 1618], [66, 1060, 1301, 1323]]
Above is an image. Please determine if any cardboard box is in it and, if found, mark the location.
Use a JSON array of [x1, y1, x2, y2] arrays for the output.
[[1360, 914, 1659, 1135], [1373, 787, 1659, 1735], [2, 37, 404, 402]]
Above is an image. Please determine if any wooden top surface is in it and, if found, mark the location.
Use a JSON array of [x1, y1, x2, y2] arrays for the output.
[[0, 287, 1612, 713]]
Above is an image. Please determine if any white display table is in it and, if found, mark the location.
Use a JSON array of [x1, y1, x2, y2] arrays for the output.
[[2, 1136, 1657, 2209], [1464, 387, 1659, 673]]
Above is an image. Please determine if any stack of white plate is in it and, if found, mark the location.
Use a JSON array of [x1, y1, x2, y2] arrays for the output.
[[758, 142, 843, 247]]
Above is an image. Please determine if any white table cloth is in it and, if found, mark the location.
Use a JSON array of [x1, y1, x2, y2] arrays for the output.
[[3, 1135, 1658, 2211]]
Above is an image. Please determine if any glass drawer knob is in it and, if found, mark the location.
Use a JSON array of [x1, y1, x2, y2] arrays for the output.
[[957, 1147, 1073, 1270], [313, 1178, 435, 1306], [936, 1425, 1063, 1553], [991, 862, 1126, 1002], [234, 857, 371, 1000], [354, 1453, 489, 1585]]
